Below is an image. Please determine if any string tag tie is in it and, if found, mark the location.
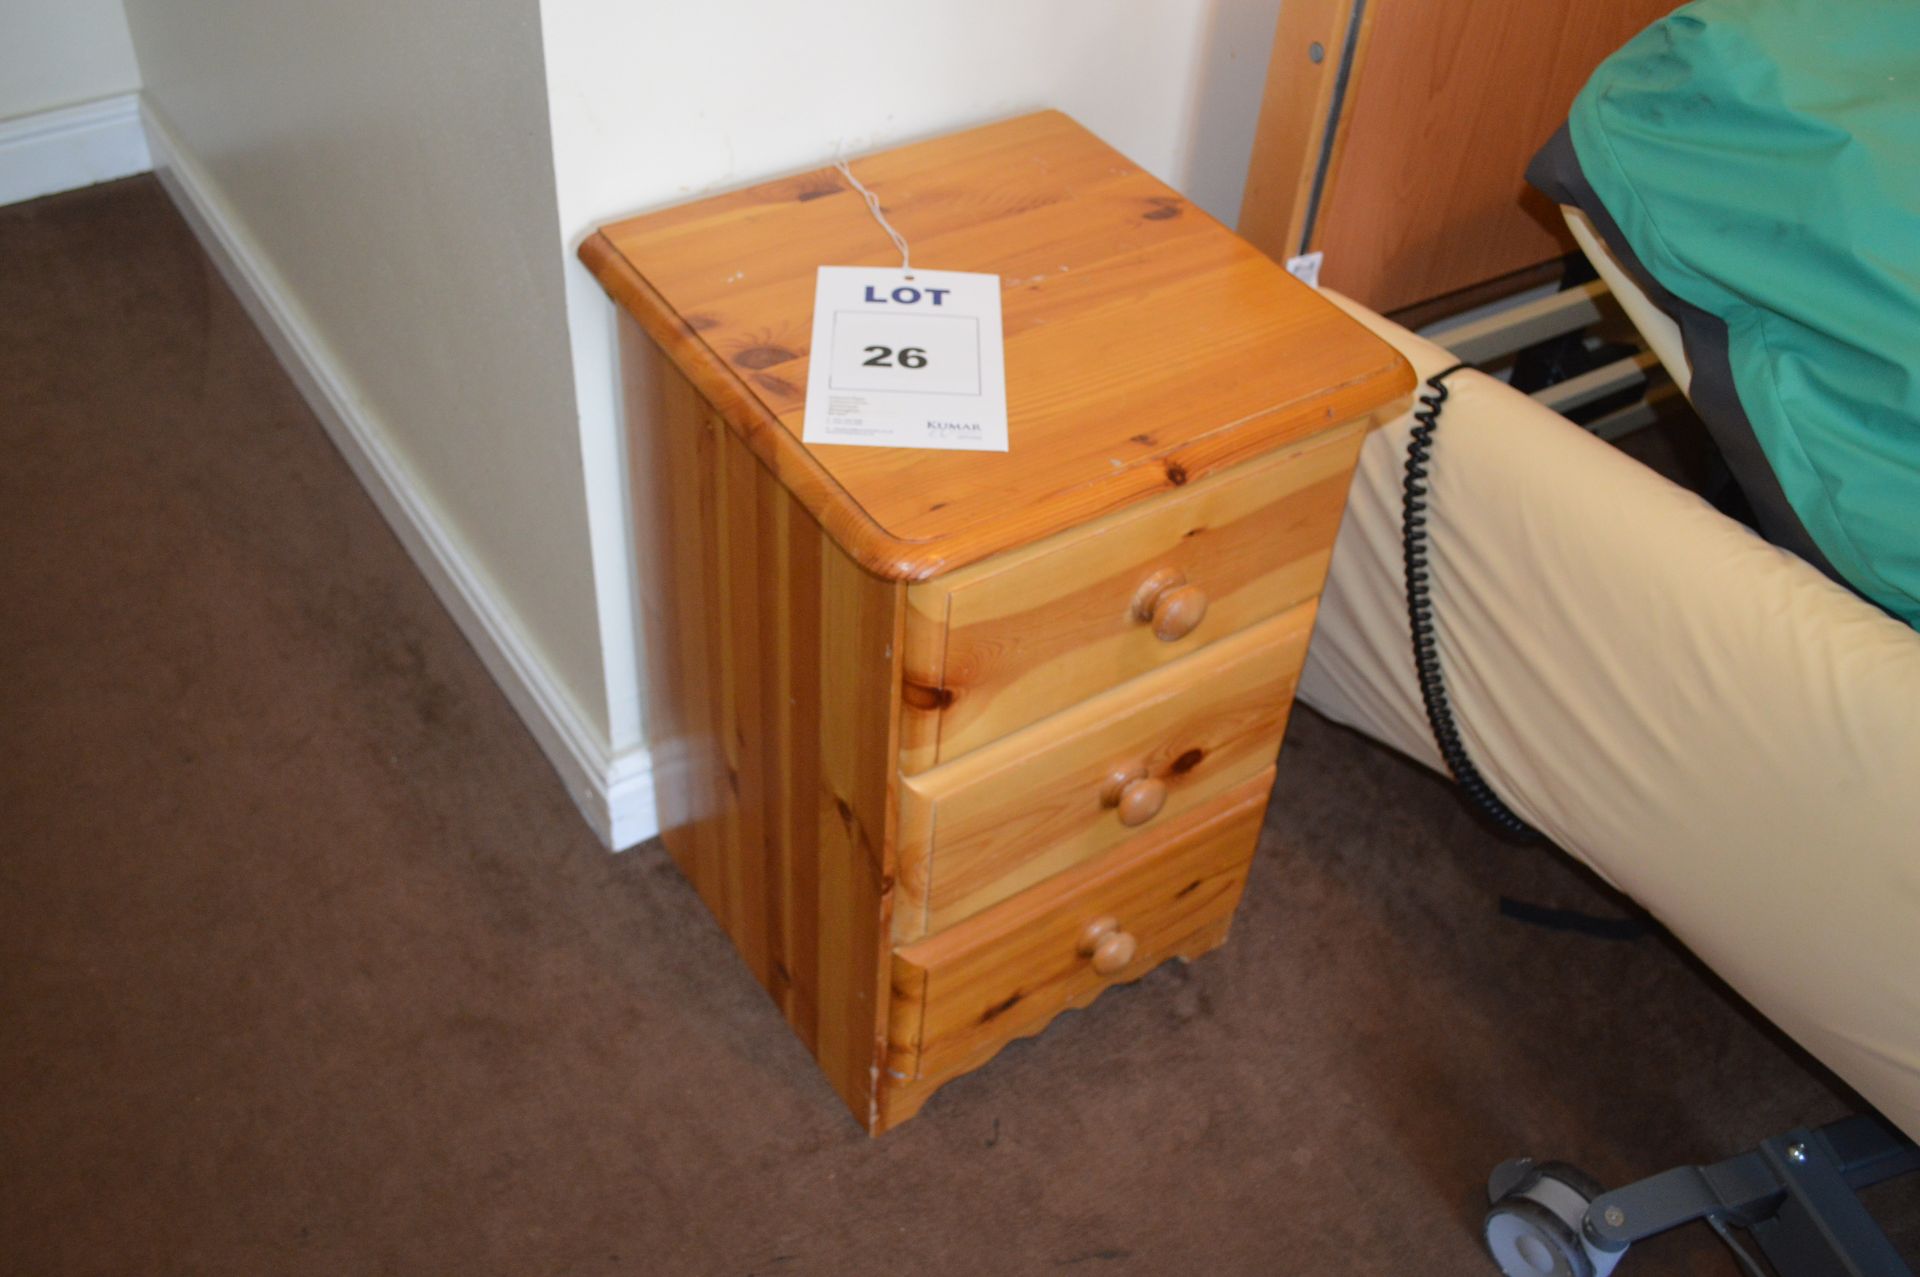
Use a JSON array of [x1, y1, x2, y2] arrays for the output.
[[834, 157, 913, 278]]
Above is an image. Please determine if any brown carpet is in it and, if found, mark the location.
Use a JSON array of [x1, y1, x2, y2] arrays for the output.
[[2, 176, 1911, 1276]]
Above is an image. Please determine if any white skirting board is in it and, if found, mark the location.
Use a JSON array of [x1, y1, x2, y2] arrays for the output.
[[0, 94, 152, 207], [139, 101, 657, 851]]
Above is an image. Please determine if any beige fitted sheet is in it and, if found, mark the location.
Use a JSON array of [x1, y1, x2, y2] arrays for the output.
[[1301, 293, 1920, 1139]]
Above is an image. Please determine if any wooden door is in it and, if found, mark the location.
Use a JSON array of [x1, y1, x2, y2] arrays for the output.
[[1239, 0, 1680, 314]]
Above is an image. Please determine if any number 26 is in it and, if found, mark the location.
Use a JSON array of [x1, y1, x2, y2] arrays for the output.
[[862, 345, 927, 369]]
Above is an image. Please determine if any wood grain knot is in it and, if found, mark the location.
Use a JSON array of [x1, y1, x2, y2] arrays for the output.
[[1175, 879, 1203, 899], [833, 796, 854, 824], [735, 345, 800, 370], [1171, 748, 1205, 774], [1142, 197, 1183, 221], [795, 179, 840, 202], [902, 681, 955, 711], [979, 991, 1023, 1023], [1164, 462, 1189, 486], [753, 373, 800, 398], [683, 313, 719, 332]]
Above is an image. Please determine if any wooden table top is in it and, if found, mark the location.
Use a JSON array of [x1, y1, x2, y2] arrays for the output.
[[581, 111, 1412, 581]]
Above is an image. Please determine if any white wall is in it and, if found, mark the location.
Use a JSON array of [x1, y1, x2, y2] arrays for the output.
[[0, 0, 141, 121], [121, 0, 610, 754], [100, 0, 1286, 848], [540, 0, 1285, 776]]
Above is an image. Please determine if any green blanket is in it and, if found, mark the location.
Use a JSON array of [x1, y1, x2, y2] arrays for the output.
[[1539, 0, 1920, 627]]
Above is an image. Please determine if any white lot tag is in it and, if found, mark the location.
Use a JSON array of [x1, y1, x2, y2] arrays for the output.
[[802, 266, 1008, 451]]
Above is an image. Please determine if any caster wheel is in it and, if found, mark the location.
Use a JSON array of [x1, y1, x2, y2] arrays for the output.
[[1484, 1160, 1622, 1277]]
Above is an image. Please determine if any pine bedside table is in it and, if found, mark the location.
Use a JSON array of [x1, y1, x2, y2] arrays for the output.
[[580, 111, 1412, 1134]]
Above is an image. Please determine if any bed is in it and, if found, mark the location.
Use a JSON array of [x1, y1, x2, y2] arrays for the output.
[[1299, 290, 1920, 1139], [1274, 3, 1920, 1269]]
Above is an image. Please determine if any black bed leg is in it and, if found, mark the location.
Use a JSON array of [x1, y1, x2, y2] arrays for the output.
[[1495, 1117, 1920, 1277], [1747, 1120, 1917, 1277]]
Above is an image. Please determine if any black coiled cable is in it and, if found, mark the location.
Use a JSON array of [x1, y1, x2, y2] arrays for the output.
[[1402, 363, 1538, 839]]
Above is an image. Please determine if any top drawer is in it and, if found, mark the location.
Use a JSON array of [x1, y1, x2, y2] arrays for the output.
[[900, 421, 1364, 773]]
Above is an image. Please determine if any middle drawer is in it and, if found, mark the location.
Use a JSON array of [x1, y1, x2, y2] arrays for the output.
[[893, 599, 1315, 942]]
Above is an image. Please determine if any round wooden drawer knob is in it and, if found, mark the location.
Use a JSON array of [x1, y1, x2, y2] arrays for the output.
[[1102, 767, 1168, 827], [1116, 776, 1167, 826], [1150, 585, 1208, 641], [1078, 916, 1138, 975], [1131, 568, 1208, 642]]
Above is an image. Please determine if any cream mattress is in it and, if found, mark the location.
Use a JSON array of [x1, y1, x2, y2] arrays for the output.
[[1301, 294, 1920, 1139]]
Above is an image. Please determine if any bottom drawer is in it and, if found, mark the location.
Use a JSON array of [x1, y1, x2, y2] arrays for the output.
[[878, 768, 1273, 1130]]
